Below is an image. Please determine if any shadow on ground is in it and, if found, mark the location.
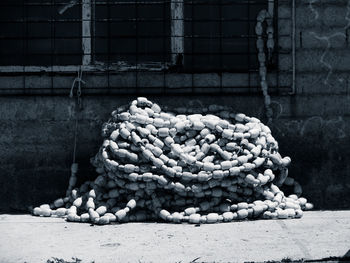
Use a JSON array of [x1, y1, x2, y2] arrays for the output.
[[247, 249, 350, 263]]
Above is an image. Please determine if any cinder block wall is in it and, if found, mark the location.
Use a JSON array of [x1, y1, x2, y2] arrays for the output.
[[0, 0, 349, 212]]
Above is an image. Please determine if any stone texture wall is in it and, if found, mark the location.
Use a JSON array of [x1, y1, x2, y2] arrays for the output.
[[0, 0, 349, 212]]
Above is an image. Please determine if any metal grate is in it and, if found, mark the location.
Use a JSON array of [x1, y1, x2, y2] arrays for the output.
[[0, 0, 284, 95]]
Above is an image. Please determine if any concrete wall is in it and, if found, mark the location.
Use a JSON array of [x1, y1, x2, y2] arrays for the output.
[[0, 94, 349, 212], [0, 0, 350, 212]]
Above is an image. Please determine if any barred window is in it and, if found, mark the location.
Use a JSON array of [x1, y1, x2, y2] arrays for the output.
[[0, 0, 284, 94], [0, 0, 82, 66]]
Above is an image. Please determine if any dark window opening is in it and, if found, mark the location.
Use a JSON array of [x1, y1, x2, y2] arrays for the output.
[[183, 0, 277, 73], [0, 0, 82, 66], [94, 0, 171, 67]]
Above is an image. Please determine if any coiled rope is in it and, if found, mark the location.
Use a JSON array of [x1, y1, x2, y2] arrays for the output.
[[33, 97, 313, 224]]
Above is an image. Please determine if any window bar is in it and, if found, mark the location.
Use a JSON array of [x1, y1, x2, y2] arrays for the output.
[[51, 0, 54, 93], [291, 0, 296, 94], [24, 0, 28, 93], [170, 0, 184, 66], [107, 0, 111, 94], [219, 0, 223, 93], [162, 0, 166, 94], [191, 0, 194, 93], [136, 0, 139, 94], [247, 0, 251, 92], [274, 0, 279, 92], [92, 0, 96, 64], [82, 0, 92, 65], [22, 0, 26, 93]]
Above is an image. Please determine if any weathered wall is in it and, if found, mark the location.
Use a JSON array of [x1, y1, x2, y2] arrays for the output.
[[0, 94, 349, 212], [0, 0, 350, 212]]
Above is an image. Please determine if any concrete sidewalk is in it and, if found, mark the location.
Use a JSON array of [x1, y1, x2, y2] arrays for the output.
[[0, 211, 349, 263]]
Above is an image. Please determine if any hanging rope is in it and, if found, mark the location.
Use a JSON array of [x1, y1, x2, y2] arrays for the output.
[[255, 4, 303, 197], [256, 2, 275, 125], [66, 67, 85, 197]]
